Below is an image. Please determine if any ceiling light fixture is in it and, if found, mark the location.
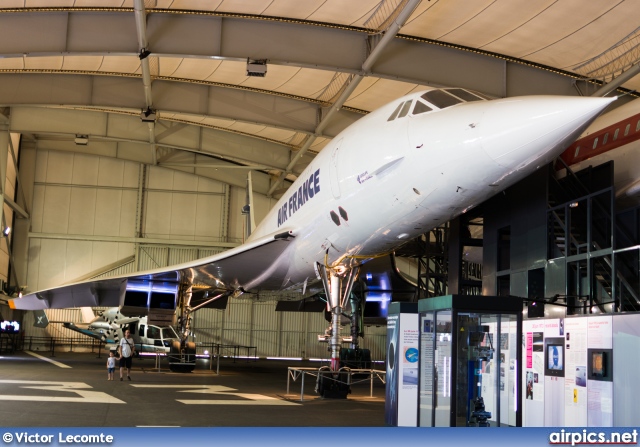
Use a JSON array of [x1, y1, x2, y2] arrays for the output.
[[140, 107, 157, 123], [246, 58, 267, 77]]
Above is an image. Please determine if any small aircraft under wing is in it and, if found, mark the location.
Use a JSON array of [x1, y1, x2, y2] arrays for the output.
[[10, 87, 615, 380], [34, 307, 180, 354]]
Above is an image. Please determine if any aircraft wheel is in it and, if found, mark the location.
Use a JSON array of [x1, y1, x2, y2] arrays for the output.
[[168, 340, 196, 373]]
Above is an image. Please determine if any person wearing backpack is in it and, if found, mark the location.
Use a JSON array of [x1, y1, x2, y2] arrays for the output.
[[118, 328, 136, 381]]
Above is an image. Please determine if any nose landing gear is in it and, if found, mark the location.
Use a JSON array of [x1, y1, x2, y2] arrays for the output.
[[315, 263, 362, 399]]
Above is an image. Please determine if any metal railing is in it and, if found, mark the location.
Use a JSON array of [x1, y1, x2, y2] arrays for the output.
[[286, 366, 386, 401], [1, 335, 105, 356]]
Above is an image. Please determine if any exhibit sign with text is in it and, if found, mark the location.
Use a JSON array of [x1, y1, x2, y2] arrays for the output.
[[398, 313, 419, 427]]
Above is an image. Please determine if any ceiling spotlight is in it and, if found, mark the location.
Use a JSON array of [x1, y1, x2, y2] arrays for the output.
[[2, 226, 10, 237], [74, 135, 89, 146], [246, 58, 267, 77], [140, 107, 157, 123]]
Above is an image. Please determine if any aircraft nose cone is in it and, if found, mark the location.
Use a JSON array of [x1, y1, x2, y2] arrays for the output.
[[480, 96, 615, 168]]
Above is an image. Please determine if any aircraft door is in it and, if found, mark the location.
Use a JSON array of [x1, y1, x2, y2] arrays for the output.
[[329, 139, 343, 199]]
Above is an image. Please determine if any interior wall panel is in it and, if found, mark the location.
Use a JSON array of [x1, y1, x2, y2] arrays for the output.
[[223, 300, 252, 334], [68, 189, 97, 235], [282, 316, 303, 356], [29, 238, 67, 290], [118, 190, 139, 238], [41, 186, 71, 233], [144, 190, 173, 238], [191, 308, 225, 345], [194, 194, 224, 242], [63, 240, 96, 281], [44, 151, 75, 184], [167, 247, 198, 265], [137, 246, 169, 270], [71, 153, 100, 185], [228, 187, 245, 243], [94, 189, 126, 236], [169, 193, 198, 237]]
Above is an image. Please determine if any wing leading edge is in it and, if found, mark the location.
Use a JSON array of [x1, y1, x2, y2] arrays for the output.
[[9, 230, 296, 311]]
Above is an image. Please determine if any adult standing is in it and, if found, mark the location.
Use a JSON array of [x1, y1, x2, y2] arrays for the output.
[[118, 328, 136, 381]]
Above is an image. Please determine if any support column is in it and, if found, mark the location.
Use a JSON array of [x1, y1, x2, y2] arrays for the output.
[[0, 128, 7, 236], [134, 164, 146, 268], [0, 128, 9, 288]]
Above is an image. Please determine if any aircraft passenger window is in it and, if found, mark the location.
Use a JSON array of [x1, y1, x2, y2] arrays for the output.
[[398, 101, 412, 118], [445, 88, 483, 102], [139, 324, 145, 337], [147, 326, 160, 340], [624, 123, 630, 136], [603, 133, 608, 145], [421, 90, 462, 109], [387, 102, 404, 121], [614, 129, 619, 140], [636, 120, 640, 132], [592, 138, 598, 149], [412, 101, 433, 115]]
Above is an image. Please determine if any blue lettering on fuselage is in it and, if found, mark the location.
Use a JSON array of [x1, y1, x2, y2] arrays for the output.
[[277, 168, 320, 227]]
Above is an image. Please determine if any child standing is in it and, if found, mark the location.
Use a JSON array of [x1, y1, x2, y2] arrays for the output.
[[107, 351, 116, 380]]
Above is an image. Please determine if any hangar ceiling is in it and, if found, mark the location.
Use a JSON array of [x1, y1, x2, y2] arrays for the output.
[[1, 0, 639, 197]]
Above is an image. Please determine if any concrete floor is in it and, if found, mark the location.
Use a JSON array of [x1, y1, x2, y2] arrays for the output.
[[0, 350, 385, 427]]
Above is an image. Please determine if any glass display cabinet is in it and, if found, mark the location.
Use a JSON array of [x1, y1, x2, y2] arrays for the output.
[[418, 295, 523, 427]]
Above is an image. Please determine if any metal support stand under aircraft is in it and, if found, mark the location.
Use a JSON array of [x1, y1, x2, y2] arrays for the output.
[[315, 263, 363, 398], [168, 280, 236, 373], [167, 283, 197, 372]]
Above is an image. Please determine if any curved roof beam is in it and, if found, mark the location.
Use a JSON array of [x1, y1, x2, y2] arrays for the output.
[[0, 73, 350, 135], [133, 0, 156, 161], [0, 10, 612, 99], [9, 106, 316, 195]]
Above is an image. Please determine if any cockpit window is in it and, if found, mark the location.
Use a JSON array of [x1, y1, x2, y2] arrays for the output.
[[147, 325, 161, 340], [421, 90, 463, 109], [162, 326, 179, 340], [397, 100, 412, 118], [387, 102, 404, 121], [445, 88, 484, 102], [412, 101, 433, 115]]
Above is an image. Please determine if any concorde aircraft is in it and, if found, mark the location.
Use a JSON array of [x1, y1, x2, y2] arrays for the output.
[[9, 87, 614, 380]]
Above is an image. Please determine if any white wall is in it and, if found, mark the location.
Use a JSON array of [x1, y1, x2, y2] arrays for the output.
[[23, 149, 278, 290]]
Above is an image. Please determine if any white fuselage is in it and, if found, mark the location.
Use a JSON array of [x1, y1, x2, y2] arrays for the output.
[[558, 97, 640, 208], [247, 90, 614, 291]]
